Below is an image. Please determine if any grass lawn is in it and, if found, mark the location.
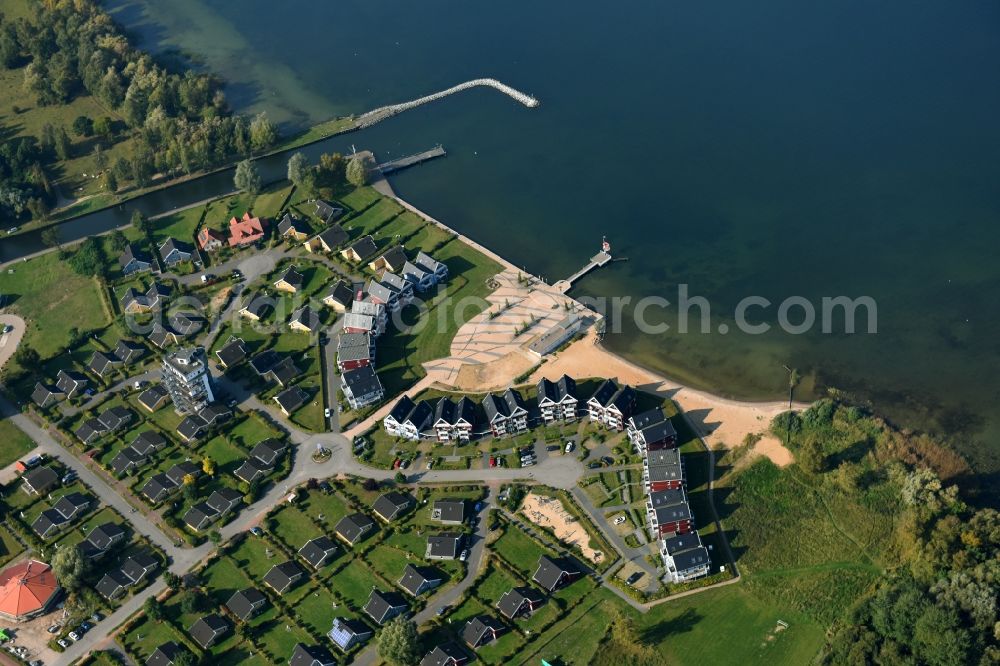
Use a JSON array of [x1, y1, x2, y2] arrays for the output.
[[293, 584, 340, 636], [339, 186, 381, 212], [377, 238, 503, 396], [199, 436, 247, 478], [252, 183, 294, 219], [0, 421, 35, 468], [269, 505, 324, 549], [122, 614, 185, 662], [257, 619, 313, 661], [365, 542, 415, 583], [493, 526, 548, 578], [333, 559, 384, 610], [229, 535, 283, 583], [1, 250, 111, 364], [151, 206, 204, 246], [202, 555, 256, 606], [341, 198, 402, 240], [300, 491, 351, 529], [474, 566, 522, 606], [227, 413, 284, 449], [0, 528, 25, 568]]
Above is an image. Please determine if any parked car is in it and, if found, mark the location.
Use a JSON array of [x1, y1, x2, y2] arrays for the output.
[[436, 605, 449, 616], [564, 441, 575, 453], [459, 549, 469, 562], [319, 481, 332, 492], [47, 624, 60, 634], [392, 459, 401, 469], [588, 461, 602, 469], [602, 456, 614, 465], [57, 639, 69, 649], [613, 515, 627, 525], [1, 324, 12, 334], [250, 526, 263, 537], [324, 407, 331, 418], [80, 621, 91, 631], [489, 457, 496, 467], [68, 631, 79, 641], [474, 502, 484, 512], [626, 571, 643, 586], [400, 460, 409, 469], [90, 612, 102, 622], [546, 444, 560, 452], [426, 460, 434, 470]]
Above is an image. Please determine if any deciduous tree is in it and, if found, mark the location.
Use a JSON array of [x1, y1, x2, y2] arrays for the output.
[[377, 616, 420, 666], [233, 159, 261, 194]]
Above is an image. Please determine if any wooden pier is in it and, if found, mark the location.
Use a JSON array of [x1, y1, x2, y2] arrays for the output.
[[554, 250, 612, 293], [376, 145, 447, 174]]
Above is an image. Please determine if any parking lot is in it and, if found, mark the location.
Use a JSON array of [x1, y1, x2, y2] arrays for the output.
[[1, 606, 63, 665]]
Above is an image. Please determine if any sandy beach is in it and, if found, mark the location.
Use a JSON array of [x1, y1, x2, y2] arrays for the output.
[[527, 327, 804, 462]]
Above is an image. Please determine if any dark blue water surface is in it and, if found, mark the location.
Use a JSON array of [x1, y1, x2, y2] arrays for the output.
[[15, 0, 1000, 468]]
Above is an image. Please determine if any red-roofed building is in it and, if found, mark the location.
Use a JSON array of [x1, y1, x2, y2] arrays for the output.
[[198, 227, 226, 252], [228, 212, 266, 247], [0, 559, 61, 621]]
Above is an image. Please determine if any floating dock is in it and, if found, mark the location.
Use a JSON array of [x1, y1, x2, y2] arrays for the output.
[[554, 244, 613, 293]]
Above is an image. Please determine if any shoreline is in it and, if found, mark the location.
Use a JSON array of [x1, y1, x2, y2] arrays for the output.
[[361, 184, 806, 462]]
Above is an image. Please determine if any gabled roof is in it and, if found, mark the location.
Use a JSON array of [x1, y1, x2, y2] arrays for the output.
[[21, 467, 58, 494], [215, 337, 247, 368], [138, 384, 169, 411], [268, 357, 301, 386], [324, 279, 354, 307], [372, 491, 414, 522], [168, 312, 203, 336], [159, 237, 192, 259], [637, 420, 677, 446], [405, 400, 434, 431], [316, 199, 344, 222], [366, 280, 396, 304], [75, 417, 107, 442], [386, 395, 416, 424], [176, 414, 208, 441], [317, 224, 348, 249], [462, 615, 504, 648], [274, 385, 309, 414], [119, 243, 152, 268], [278, 213, 310, 237], [372, 245, 407, 270], [314, 200, 344, 221], [630, 408, 666, 430], [672, 546, 710, 572], [225, 587, 267, 620], [420, 643, 468, 666], [503, 388, 527, 416], [290, 306, 320, 331], [141, 473, 176, 503], [363, 589, 408, 624], [341, 365, 382, 397], [414, 251, 445, 275], [145, 641, 186, 666], [648, 488, 686, 509], [607, 386, 637, 413], [431, 500, 466, 524], [481, 393, 509, 423], [290, 643, 337, 666], [228, 211, 265, 245], [348, 235, 378, 261], [434, 398, 455, 425], [98, 405, 133, 431], [130, 430, 166, 455], [56, 370, 88, 395], [401, 261, 430, 284], [95, 569, 132, 599], [148, 325, 178, 349], [328, 617, 373, 650], [275, 266, 305, 290], [206, 488, 243, 514], [188, 614, 229, 649], [379, 270, 411, 293], [263, 560, 306, 593], [496, 586, 544, 619], [588, 379, 619, 407], [89, 350, 119, 376], [110, 447, 145, 475], [334, 513, 376, 545], [234, 458, 269, 484], [114, 339, 146, 365], [662, 532, 703, 555], [241, 294, 273, 319], [455, 397, 475, 425], [249, 350, 280, 375], [250, 438, 286, 466], [31, 382, 63, 407], [86, 522, 126, 551], [121, 552, 158, 582], [53, 492, 91, 519], [183, 502, 218, 530], [532, 555, 578, 591], [165, 461, 200, 486], [426, 532, 462, 559], [298, 536, 338, 569], [398, 564, 442, 596]]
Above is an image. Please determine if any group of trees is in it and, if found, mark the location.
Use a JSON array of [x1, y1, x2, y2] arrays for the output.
[[280, 150, 366, 198], [0, 1, 281, 220], [774, 400, 998, 665]]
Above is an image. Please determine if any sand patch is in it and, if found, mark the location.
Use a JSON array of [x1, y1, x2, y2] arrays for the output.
[[452, 350, 538, 392], [520, 493, 602, 563], [532, 327, 805, 450], [208, 286, 233, 314], [753, 436, 794, 467]]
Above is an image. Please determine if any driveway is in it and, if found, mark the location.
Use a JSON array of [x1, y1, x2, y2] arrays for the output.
[[0, 314, 25, 371]]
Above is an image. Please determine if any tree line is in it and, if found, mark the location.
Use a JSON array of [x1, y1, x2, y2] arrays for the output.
[[0, 0, 279, 221]]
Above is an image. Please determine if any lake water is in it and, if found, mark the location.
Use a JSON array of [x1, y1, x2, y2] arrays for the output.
[[88, 0, 1000, 470]]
